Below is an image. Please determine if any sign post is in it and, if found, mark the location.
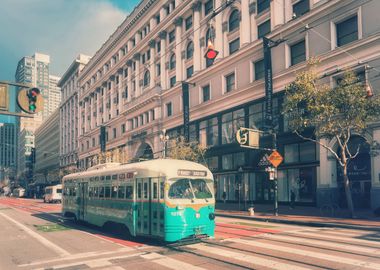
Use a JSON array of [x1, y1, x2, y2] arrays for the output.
[[268, 149, 283, 216]]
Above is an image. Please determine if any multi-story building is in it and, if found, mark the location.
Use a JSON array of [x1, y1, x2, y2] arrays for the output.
[[48, 75, 62, 117], [16, 129, 34, 186], [77, 0, 380, 210], [0, 85, 19, 184], [58, 54, 91, 173], [34, 109, 60, 184]]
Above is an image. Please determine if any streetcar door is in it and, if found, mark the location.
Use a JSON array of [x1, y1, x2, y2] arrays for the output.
[[136, 178, 149, 235], [149, 178, 161, 237], [78, 182, 88, 221]]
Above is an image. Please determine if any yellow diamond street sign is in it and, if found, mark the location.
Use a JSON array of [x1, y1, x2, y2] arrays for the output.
[[268, 150, 283, 168]]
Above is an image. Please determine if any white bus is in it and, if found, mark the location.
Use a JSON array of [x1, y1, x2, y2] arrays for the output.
[[44, 184, 63, 203]]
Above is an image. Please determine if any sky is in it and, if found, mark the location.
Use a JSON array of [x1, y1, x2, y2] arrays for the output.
[[0, 0, 141, 81]]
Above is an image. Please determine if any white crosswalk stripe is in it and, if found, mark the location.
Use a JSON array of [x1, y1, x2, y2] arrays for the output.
[[229, 238, 380, 270], [190, 243, 313, 270], [287, 230, 380, 247], [260, 233, 380, 255]]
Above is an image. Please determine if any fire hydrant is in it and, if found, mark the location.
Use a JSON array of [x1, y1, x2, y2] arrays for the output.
[[248, 206, 255, 216]]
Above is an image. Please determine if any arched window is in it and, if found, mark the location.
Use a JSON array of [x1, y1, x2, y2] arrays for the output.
[[143, 70, 150, 86], [170, 54, 176, 70], [186, 42, 194, 59], [229, 9, 240, 32]]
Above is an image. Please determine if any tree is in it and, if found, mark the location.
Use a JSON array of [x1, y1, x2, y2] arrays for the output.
[[166, 136, 208, 164], [283, 61, 380, 217]]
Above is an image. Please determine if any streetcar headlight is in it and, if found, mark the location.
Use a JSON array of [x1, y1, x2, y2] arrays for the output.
[[209, 213, 215, 220], [195, 213, 201, 219]]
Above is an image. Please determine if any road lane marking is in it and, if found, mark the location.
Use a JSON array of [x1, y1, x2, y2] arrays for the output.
[[32, 252, 146, 270], [149, 254, 207, 270], [260, 234, 380, 255], [230, 238, 380, 270], [18, 248, 133, 267], [190, 243, 312, 270], [287, 231, 380, 247], [0, 212, 70, 257]]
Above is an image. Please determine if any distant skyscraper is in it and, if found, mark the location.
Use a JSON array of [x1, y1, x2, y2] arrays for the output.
[[48, 75, 61, 116]]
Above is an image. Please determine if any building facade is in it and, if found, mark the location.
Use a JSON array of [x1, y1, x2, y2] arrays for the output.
[[34, 109, 60, 185], [77, 0, 380, 210], [48, 75, 62, 117], [58, 54, 91, 174]]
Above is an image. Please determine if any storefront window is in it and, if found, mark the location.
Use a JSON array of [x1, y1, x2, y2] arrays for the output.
[[283, 167, 316, 203], [221, 109, 244, 144], [285, 141, 317, 163], [300, 141, 316, 162], [222, 154, 233, 170], [199, 117, 218, 147], [284, 144, 298, 163], [206, 156, 218, 171]]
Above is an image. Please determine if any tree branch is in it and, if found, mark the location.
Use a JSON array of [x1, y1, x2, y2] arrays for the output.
[[294, 130, 343, 166]]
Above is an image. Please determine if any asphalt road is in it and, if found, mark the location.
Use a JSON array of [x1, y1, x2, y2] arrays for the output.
[[1, 197, 380, 270]]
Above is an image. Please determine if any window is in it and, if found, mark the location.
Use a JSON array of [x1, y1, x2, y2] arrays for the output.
[[170, 76, 176, 87], [156, 64, 161, 76], [204, 0, 213, 16], [143, 70, 150, 86], [222, 109, 245, 144], [225, 73, 235, 92], [229, 10, 240, 32], [166, 102, 172, 117], [185, 15, 193, 31], [258, 20, 271, 39], [169, 54, 176, 70], [284, 142, 316, 163], [121, 124, 126, 133], [156, 14, 160, 24], [336, 15, 358, 47], [199, 117, 218, 147], [92, 138, 95, 147], [169, 30, 175, 43], [186, 66, 194, 78], [229, 38, 240, 55], [257, 0, 270, 14], [254, 59, 264, 80], [186, 42, 194, 59], [113, 128, 116, 138], [157, 41, 161, 53], [293, 0, 309, 18], [290, 40, 306, 66], [202, 84, 210, 102], [118, 186, 125, 199]]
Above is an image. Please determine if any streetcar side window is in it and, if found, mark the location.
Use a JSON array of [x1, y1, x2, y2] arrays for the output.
[[153, 183, 158, 199], [105, 175, 111, 181], [94, 187, 98, 198], [160, 181, 164, 199], [118, 185, 125, 199], [111, 186, 118, 198], [57, 189, 62, 194], [112, 174, 117, 180], [137, 183, 142, 199], [119, 174, 125, 180], [99, 187, 105, 198], [95, 176, 99, 181], [105, 186, 111, 198], [100, 176, 105, 181], [88, 187, 93, 197], [126, 185, 133, 199], [143, 182, 148, 199]]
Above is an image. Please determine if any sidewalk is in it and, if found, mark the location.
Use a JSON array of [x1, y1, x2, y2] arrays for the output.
[[215, 202, 380, 231]]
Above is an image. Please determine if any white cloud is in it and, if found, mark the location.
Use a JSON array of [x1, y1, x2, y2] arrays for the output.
[[0, 0, 127, 79]]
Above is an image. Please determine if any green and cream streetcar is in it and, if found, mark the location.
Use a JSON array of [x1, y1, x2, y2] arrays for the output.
[[62, 159, 215, 242]]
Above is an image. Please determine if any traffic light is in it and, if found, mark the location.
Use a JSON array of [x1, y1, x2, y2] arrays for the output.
[[204, 40, 219, 63], [17, 87, 43, 114], [27, 88, 40, 112]]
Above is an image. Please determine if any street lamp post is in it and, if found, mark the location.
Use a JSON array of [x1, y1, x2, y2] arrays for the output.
[[159, 129, 169, 158]]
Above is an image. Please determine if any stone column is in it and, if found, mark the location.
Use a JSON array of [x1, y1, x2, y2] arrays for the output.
[[96, 88, 101, 126], [159, 31, 167, 90], [126, 61, 132, 101], [84, 99, 88, 133], [117, 69, 123, 113], [150, 16, 157, 29], [192, 1, 201, 72], [174, 17, 183, 82], [135, 31, 141, 44], [175, 0, 181, 9], [241, 0, 251, 45], [250, 1, 258, 41], [271, 0, 285, 29], [284, 0, 293, 23], [160, 6, 166, 20], [133, 53, 141, 96], [109, 75, 115, 118], [149, 40, 156, 89]]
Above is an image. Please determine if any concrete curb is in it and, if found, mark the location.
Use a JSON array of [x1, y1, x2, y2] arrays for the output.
[[216, 213, 380, 232]]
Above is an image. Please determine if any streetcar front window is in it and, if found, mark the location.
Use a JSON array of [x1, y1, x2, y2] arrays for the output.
[[169, 179, 194, 199], [168, 178, 213, 199]]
